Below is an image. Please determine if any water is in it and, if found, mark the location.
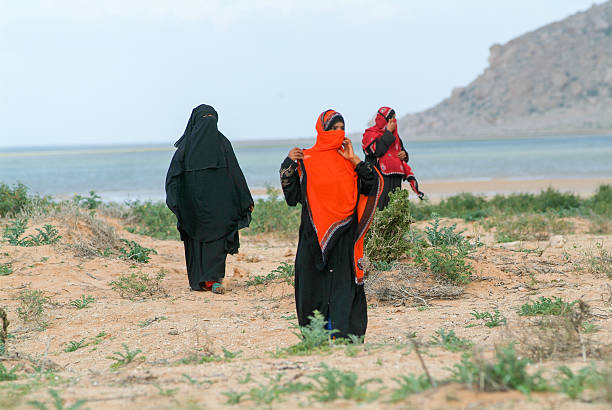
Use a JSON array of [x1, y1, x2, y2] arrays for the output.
[[1, 135, 610, 202]]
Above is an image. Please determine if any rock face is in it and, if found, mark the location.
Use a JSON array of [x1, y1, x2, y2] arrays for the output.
[[399, 1, 612, 139]]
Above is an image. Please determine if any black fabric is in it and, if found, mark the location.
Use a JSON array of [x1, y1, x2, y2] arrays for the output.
[[378, 174, 403, 210], [365, 130, 396, 159], [280, 157, 378, 338], [166, 105, 254, 244], [182, 232, 231, 290]]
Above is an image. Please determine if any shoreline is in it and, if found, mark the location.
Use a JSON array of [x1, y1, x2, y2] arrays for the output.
[[249, 176, 612, 199]]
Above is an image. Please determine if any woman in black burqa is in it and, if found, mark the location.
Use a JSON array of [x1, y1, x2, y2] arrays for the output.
[[165, 104, 254, 294]]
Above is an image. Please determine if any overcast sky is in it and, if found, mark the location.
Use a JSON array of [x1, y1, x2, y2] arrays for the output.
[[0, 0, 606, 147]]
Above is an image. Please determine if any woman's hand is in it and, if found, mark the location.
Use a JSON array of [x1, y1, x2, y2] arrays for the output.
[[248, 204, 254, 212], [386, 117, 397, 133], [398, 150, 407, 161], [288, 147, 304, 161], [338, 138, 361, 167]]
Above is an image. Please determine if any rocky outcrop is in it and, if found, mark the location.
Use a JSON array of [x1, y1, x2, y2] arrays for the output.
[[399, 1, 612, 139]]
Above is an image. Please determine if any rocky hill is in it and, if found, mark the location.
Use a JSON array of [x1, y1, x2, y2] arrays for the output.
[[399, 1, 612, 139]]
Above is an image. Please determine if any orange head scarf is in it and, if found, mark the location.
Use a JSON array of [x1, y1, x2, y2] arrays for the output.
[[300, 110, 358, 254]]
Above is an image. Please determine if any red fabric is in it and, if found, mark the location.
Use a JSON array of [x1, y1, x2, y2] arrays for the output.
[[300, 110, 358, 252], [362, 106, 411, 177]]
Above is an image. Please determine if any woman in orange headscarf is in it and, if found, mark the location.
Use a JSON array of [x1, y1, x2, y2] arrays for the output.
[[280, 110, 383, 338]]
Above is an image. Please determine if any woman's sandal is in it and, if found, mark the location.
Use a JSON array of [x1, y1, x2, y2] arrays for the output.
[[211, 282, 225, 294]]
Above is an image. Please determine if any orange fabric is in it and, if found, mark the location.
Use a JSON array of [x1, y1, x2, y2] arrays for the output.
[[300, 110, 358, 253]]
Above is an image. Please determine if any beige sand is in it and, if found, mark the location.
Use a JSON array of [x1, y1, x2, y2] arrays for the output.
[[0, 213, 610, 409]]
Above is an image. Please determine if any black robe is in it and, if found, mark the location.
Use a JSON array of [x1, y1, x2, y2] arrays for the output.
[[166, 105, 253, 290], [280, 157, 379, 338]]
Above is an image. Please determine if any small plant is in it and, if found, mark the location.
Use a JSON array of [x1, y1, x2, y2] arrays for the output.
[[584, 242, 612, 277], [430, 329, 472, 352], [518, 296, 577, 316], [245, 373, 314, 405], [581, 321, 600, 334], [0, 362, 19, 381], [449, 344, 549, 394], [285, 310, 337, 355], [470, 310, 507, 327], [372, 260, 394, 271], [0, 263, 12, 276], [64, 339, 88, 353], [414, 246, 473, 284], [309, 363, 381, 402], [154, 384, 178, 397], [109, 271, 167, 300], [70, 295, 95, 309], [0, 182, 33, 217], [222, 391, 247, 405], [390, 374, 432, 402], [246, 263, 294, 286], [556, 365, 604, 399], [106, 343, 143, 369], [16, 288, 49, 328], [73, 190, 102, 210], [3, 218, 28, 245], [118, 239, 157, 263], [28, 389, 87, 410], [424, 218, 473, 250], [222, 347, 242, 360]]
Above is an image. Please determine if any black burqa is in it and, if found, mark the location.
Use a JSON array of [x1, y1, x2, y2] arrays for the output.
[[166, 104, 253, 290]]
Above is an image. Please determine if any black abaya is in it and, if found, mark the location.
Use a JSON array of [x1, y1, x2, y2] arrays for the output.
[[280, 157, 379, 337], [166, 105, 253, 290]]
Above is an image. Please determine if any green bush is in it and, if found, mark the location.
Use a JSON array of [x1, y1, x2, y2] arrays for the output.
[[246, 262, 294, 286], [450, 344, 549, 394], [16, 288, 49, 328], [588, 184, 612, 216], [126, 200, 179, 240], [518, 296, 577, 317], [118, 239, 157, 263], [73, 190, 102, 210], [2, 219, 61, 247], [390, 374, 432, 402], [309, 363, 381, 402], [247, 187, 300, 235], [0, 182, 31, 218], [414, 246, 473, 284], [365, 189, 414, 263], [285, 310, 337, 355], [109, 271, 167, 300]]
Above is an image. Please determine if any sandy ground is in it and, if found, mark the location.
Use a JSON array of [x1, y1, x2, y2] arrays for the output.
[[0, 211, 611, 409]]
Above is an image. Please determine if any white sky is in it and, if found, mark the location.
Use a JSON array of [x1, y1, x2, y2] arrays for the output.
[[0, 0, 606, 147]]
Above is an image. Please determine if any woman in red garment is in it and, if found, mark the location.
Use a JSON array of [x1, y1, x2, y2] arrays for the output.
[[362, 107, 424, 209]]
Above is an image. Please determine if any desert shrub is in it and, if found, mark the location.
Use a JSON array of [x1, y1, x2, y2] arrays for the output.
[[450, 344, 549, 394], [470, 310, 507, 328], [247, 187, 300, 235], [72, 190, 102, 210], [2, 219, 61, 246], [109, 271, 167, 300], [284, 310, 337, 355], [309, 363, 382, 402], [0, 182, 31, 218], [16, 288, 49, 328], [430, 329, 472, 352], [424, 218, 474, 250], [414, 246, 473, 284], [126, 200, 179, 240], [118, 239, 157, 263], [107, 343, 144, 369], [518, 296, 577, 316], [556, 365, 604, 399], [365, 189, 413, 263], [0, 363, 19, 382], [588, 184, 612, 216], [583, 242, 612, 277], [246, 262, 294, 286], [0, 263, 12, 276], [390, 374, 432, 402]]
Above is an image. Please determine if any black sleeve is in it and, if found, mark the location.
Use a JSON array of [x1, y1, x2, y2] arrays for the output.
[[355, 161, 379, 196], [370, 130, 396, 157], [399, 138, 409, 162], [280, 157, 301, 206]]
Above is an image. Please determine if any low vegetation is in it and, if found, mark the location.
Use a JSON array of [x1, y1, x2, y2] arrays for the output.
[[107, 343, 144, 369], [108, 271, 167, 300], [16, 288, 49, 329], [247, 187, 301, 235], [518, 296, 578, 317], [3, 219, 61, 247], [246, 262, 294, 286], [118, 239, 157, 263]]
